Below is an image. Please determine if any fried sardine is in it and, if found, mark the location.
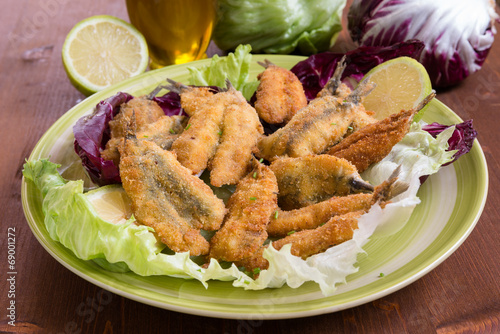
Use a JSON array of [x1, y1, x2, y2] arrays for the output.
[[209, 100, 264, 187], [119, 138, 226, 255], [209, 160, 278, 262], [254, 60, 307, 124], [270, 155, 373, 210]]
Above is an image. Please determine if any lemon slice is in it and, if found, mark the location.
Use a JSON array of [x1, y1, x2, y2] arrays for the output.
[[361, 57, 433, 122], [62, 15, 149, 96], [85, 185, 133, 224]]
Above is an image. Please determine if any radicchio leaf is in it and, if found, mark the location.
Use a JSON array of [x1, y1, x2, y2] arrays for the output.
[[152, 92, 185, 117], [423, 120, 478, 166], [419, 119, 478, 183], [73, 92, 133, 186], [347, 0, 499, 87]]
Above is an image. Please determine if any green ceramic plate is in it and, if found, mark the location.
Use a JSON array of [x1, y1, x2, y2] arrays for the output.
[[21, 55, 488, 319]]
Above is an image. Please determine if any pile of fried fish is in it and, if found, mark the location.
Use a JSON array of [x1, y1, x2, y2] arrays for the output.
[[100, 58, 431, 276]]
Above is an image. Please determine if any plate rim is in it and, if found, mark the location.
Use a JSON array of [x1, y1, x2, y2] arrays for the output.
[[21, 55, 489, 319]]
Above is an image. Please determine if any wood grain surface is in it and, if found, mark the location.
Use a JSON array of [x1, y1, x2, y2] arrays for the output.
[[0, 0, 498, 333]]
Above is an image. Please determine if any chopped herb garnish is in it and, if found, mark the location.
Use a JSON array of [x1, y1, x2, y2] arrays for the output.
[[274, 210, 279, 219], [250, 196, 257, 201], [252, 171, 257, 178], [142, 135, 149, 138], [218, 130, 223, 135], [259, 158, 264, 163], [320, 222, 326, 226], [287, 230, 296, 235], [185, 124, 191, 130], [347, 126, 353, 131], [379, 273, 385, 278], [253, 268, 261, 275], [244, 280, 250, 285], [331, 122, 337, 125], [169, 129, 175, 134]]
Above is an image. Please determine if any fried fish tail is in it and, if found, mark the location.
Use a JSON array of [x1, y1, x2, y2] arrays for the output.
[[317, 56, 351, 99]]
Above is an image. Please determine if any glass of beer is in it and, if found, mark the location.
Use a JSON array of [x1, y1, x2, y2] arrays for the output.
[[126, 0, 216, 69]]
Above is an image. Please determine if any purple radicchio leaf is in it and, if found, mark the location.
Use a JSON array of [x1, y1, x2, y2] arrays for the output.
[[153, 91, 186, 117], [347, 0, 499, 87], [290, 40, 425, 100], [420, 119, 478, 183], [423, 120, 478, 166], [73, 92, 133, 186]]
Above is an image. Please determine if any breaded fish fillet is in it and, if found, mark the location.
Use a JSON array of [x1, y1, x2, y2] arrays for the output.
[[256, 79, 375, 161], [209, 99, 264, 187], [171, 86, 238, 174], [270, 155, 373, 210], [327, 92, 436, 172], [267, 194, 373, 237], [101, 96, 165, 165], [119, 139, 226, 255], [209, 160, 278, 262], [254, 60, 307, 124], [272, 211, 363, 259]]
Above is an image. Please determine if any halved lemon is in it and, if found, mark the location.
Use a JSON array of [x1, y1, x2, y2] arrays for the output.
[[361, 57, 433, 122], [85, 184, 132, 224], [62, 15, 149, 96]]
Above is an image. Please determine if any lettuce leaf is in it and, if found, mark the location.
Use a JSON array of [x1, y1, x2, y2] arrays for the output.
[[23, 122, 456, 296], [187, 44, 259, 100]]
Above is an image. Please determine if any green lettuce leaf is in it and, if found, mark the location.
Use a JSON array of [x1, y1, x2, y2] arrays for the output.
[[23, 122, 455, 296], [187, 44, 259, 100]]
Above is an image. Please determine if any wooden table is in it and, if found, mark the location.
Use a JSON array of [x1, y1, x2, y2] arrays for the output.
[[1, 1, 499, 333]]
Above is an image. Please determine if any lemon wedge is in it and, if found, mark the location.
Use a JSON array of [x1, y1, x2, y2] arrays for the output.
[[62, 15, 149, 96], [85, 185, 132, 225], [361, 57, 433, 122]]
